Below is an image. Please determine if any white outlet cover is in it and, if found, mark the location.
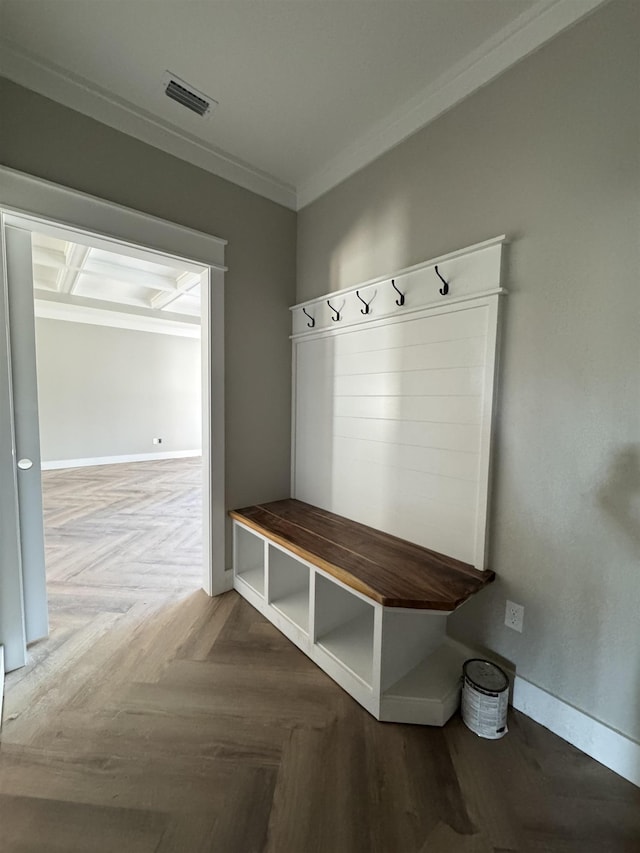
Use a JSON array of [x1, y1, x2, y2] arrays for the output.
[[505, 600, 524, 632]]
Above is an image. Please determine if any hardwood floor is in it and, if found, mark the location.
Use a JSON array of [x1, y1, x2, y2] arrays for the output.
[[1, 459, 639, 851]]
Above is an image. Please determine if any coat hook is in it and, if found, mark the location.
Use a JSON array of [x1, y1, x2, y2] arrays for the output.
[[391, 279, 405, 306], [327, 300, 341, 322], [435, 265, 449, 296], [302, 307, 315, 328], [355, 290, 371, 315]]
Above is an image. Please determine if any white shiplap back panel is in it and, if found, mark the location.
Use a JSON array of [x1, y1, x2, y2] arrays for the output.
[[331, 307, 483, 353], [293, 337, 336, 509], [334, 366, 484, 399], [336, 418, 481, 454], [294, 303, 498, 566], [292, 238, 505, 569], [337, 339, 486, 374], [334, 395, 480, 426]]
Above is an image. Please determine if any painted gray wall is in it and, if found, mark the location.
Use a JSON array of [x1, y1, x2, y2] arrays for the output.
[[35, 318, 201, 462], [0, 77, 296, 508], [298, 1, 640, 743]]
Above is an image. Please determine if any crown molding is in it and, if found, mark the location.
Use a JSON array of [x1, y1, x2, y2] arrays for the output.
[[0, 41, 297, 210], [0, 0, 610, 211], [296, 0, 610, 208]]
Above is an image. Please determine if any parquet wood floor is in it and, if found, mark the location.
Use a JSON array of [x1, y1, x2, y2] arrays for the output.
[[1, 459, 639, 852]]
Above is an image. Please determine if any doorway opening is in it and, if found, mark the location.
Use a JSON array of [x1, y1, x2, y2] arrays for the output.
[[30, 228, 206, 624], [1, 173, 227, 681]]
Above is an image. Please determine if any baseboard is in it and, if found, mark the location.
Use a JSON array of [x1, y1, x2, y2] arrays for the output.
[[41, 450, 201, 470], [513, 675, 640, 788]]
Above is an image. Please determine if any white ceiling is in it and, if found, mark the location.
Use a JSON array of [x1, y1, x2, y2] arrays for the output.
[[0, 0, 607, 209], [32, 232, 202, 337]]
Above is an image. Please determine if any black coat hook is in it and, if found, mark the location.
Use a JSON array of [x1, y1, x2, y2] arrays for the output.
[[355, 290, 371, 315], [391, 279, 405, 306], [435, 265, 449, 296], [302, 307, 315, 328], [327, 300, 341, 322]]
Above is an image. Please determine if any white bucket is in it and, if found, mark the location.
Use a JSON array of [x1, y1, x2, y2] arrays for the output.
[[461, 659, 509, 739]]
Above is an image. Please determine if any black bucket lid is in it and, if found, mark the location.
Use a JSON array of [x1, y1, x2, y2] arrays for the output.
[[463, 659, 509, 695]]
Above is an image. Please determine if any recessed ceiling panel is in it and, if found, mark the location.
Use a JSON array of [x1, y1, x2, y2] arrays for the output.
[[168, 292, 201, 317]]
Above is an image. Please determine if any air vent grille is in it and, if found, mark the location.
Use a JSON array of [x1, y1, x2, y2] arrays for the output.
[[163, 72, 216, 119]]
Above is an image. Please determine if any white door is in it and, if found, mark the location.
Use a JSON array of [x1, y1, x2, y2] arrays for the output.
[[0, 221, 48, 672], [0, 224, 28, 672]]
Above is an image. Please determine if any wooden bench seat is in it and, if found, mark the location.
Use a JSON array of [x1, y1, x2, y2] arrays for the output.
[[229, 499, 494, 611]]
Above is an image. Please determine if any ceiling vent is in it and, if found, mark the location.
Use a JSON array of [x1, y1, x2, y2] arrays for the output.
[[163, 71, 217, 119]]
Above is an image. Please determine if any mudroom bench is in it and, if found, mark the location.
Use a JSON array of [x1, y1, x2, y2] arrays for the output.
[[230, 499, 494, 726]]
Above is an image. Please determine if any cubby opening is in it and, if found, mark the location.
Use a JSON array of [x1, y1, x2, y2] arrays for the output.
[[268, 545, 310, 633], [380, 640, 470, 725], [234, 525, 265, 596], [379, 609, 447, 693], [314, 574, 375, 686]]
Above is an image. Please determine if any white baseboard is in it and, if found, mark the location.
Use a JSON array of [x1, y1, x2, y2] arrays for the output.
[[41, 449, 201, 470], [513, 675, 640, 788]]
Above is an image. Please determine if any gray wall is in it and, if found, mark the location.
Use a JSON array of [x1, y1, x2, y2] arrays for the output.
[[35, 318, 201, 462], [0, 76, 297, 508], [298, 1, 640, 742]]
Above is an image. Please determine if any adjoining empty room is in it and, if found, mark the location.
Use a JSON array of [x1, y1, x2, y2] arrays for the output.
[[31, 227, 206, 657]]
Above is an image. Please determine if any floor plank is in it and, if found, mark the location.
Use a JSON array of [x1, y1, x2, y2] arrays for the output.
[[1, 459, 638, 852]]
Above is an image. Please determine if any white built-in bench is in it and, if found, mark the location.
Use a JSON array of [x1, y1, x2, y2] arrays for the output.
[[230, 499, 495, 726], [233, 237, 506, 725]]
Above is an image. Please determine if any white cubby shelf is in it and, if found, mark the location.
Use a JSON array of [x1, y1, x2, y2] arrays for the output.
[[231, 500, 494, 726]]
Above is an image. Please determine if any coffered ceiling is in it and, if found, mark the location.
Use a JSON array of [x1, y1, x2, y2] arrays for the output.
[[32, 232, 201, 337], [0, 0, 608, 208]]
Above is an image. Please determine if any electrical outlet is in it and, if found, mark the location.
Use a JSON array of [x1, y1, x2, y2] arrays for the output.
[[153, 438, 162, 445], [505, 600, 524, 632]]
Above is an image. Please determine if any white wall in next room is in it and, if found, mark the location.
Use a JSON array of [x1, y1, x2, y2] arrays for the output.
[[35, 317, 201, 465]]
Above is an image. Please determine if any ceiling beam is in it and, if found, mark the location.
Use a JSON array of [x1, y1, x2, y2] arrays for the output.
[[57, 242, 90, 294], [34, 289, 200, 326]]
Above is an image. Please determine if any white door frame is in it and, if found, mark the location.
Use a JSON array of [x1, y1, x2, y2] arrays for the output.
[[0, 165, 230, 601]]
